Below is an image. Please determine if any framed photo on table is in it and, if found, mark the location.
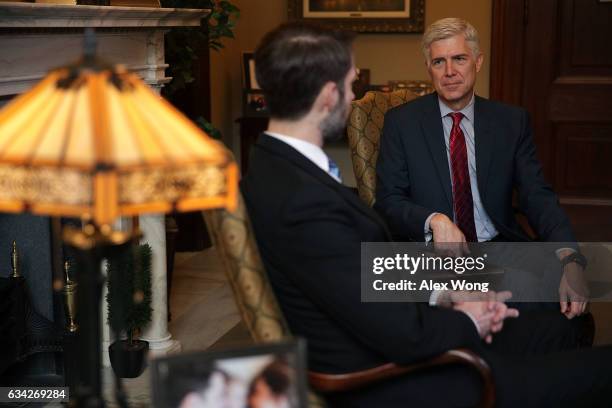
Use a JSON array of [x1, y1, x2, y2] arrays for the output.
[[150, 340, 308, 408], [242, 52, 268, 117], [243, 91, 268, 117], [288, 0, 425, 33], [242, 52, 260, 91]]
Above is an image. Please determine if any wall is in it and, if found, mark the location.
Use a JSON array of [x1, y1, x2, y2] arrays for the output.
[[210, 0, 492, 163], [209, 0, 287, 156]]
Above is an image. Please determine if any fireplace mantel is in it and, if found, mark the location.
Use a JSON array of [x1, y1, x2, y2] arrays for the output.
[[0, 1, 207, 375], [0, 2, 209, 96], [0, 2, 207, 28]]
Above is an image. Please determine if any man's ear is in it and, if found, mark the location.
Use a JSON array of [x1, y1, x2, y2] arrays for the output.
[[475, 53, 484, 73], [313, 81, 339, 114]]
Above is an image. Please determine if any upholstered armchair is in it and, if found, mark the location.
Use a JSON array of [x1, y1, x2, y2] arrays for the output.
[[204, 196, 289, 344], [204, 192, 495, 407], [347, 85, 434, 207]]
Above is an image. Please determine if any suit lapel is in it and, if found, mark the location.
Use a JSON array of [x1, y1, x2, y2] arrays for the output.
[[474, 97, 494, 197], [257, 134, 392, 238], [421, 94, 453, 208]]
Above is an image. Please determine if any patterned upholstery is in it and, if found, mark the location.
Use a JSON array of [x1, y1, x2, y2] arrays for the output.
[[347, 84, 434, 207], [204, 195, 288, 343], [204, 195, 326, 407]]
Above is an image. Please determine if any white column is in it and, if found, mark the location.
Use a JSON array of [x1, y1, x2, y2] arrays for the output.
[[140, 214, 181, 356], [137, 29, 180, 356]]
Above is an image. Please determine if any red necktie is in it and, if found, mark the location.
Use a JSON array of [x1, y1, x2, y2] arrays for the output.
[[449, 112, 478, 242]]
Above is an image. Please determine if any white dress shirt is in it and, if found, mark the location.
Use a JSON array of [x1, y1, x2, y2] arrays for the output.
[[266, 132, 342, 183]]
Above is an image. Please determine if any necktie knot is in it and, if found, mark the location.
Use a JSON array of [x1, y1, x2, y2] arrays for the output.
[[328, 157, 342, 182], [449, 112, 464, 127]]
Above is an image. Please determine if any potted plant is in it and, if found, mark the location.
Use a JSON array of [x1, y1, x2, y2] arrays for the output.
[[106, 243, 153, 378]]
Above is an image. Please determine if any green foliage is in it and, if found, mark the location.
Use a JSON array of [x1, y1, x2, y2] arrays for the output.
[[106, 243, 153, 345], [161, 0, 240, 97], [195, 116, 222, 139]]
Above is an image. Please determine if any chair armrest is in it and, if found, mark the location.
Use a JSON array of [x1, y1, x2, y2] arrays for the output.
[[308, 348, 494, 408]]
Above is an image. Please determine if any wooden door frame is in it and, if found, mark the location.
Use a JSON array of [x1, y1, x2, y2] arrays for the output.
[[490, 0, 527, 105], [490, 0, 557, 177], [490, 0, 612, 240]]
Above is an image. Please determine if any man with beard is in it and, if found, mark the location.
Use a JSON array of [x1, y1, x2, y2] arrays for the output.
[[241, 22, 612, 407]]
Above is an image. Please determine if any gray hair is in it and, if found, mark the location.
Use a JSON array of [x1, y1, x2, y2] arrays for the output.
[[421, 18, 480, 63]]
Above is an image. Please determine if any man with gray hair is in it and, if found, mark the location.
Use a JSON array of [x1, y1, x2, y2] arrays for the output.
[[375, 18, 588, 319]]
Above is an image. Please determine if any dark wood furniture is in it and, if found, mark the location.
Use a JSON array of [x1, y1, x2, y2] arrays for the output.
[[308, 349, 494, 407], [237, 116, 268, 175]]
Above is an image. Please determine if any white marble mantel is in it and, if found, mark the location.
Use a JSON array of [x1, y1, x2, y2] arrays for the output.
[[0, 2, 209, 96], [0, 2, 209, 363], [0, 2, 207, 28]]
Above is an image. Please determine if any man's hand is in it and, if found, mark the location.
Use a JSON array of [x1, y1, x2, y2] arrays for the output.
[[559, 263, 589, 319], [557, 249, 589, 319], [439, 290, 519, 343], [430, 213, 469, 257]]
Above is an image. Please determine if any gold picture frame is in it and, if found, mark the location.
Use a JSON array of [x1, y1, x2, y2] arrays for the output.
[[288, 0, 425, 33], [110, 0, 160, 7]]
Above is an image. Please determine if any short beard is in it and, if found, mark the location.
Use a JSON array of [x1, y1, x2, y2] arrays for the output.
[[320, 86, 348, 143]]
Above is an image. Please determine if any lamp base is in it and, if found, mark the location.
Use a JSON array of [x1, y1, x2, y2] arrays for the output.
[[65, 223, 141, 407]]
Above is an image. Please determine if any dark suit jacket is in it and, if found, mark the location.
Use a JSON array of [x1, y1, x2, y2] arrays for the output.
[[240, 134, 481, 374], [374, 93, 575, 243], [239, 134, 612, 408]]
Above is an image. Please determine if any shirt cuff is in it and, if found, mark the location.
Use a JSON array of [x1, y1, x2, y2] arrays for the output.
[[429, 292, 481, 335], [429, 289, 442, 306], [424, 212, 438, 243]]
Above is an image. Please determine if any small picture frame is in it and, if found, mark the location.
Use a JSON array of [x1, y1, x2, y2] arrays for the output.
[[242, 52, 260, 90], [243, 91, 268, 117], [150, 339, 308, 408], [387, 79, 434, 96], [353, 68, 370, 100]]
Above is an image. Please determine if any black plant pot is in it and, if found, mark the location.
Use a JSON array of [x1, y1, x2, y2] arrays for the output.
[[108, 339, 149, 378]]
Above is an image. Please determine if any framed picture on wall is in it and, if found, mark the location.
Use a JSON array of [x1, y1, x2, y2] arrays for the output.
[[288, 0, 425, 33]]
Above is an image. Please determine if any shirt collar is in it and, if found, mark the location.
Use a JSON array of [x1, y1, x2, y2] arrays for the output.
[[265, 132, 330, 174], [438, 93, 475, 124]]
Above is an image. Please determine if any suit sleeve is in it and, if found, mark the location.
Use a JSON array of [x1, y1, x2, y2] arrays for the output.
[[374, 109, 435, 241], [274, 184, 481, 365], [513, 110, 576, 243]]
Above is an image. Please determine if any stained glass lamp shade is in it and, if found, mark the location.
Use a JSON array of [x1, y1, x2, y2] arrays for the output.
[[0, 59, 237, 225]]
